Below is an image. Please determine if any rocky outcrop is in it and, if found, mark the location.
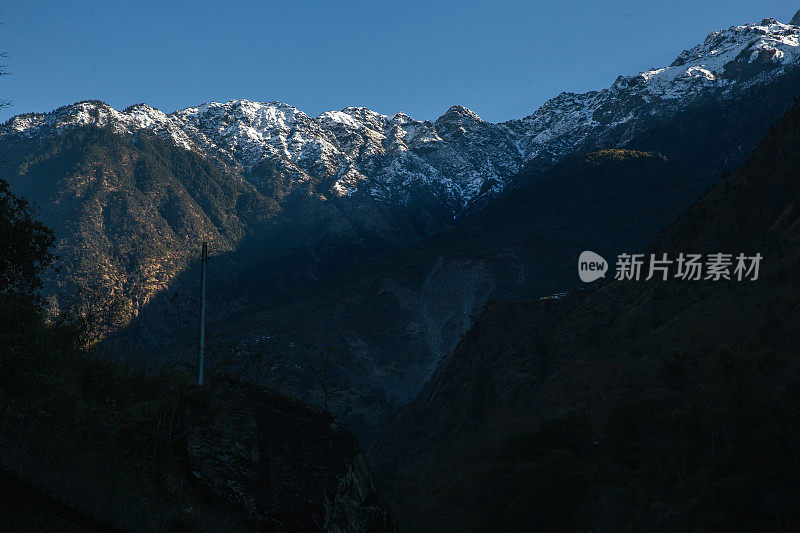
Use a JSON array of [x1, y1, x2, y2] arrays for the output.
[[187, 379, 392, 532]]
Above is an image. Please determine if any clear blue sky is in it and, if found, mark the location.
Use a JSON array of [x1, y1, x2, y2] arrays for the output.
[[0, 1, 797, 123]]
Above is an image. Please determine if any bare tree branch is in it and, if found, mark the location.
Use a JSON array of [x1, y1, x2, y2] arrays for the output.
[[304, 348, 346, 412]]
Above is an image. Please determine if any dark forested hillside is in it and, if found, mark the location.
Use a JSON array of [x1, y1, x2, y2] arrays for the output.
[[0, 173, 391, 531], [370, 97, 800, 531]]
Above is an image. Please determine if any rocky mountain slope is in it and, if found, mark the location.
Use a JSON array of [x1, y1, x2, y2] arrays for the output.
[[2, 14, 800, 446], [369, 94, 800, 530]]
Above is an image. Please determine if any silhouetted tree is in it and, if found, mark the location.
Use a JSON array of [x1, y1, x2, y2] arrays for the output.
[[0, 177, 56, 313], [0, 50, 8, 111], [304, 347, 346, 412]]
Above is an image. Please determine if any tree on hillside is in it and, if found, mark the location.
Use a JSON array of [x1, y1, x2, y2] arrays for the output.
[[0, 178, 55, 300], [0, 178, 56, 327]]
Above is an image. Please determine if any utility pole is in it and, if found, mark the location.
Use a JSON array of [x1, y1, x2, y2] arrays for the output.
[[197, 241, 208, 386]]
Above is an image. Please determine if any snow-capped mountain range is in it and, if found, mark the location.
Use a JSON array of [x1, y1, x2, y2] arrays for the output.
[[3, 17, 800, 215]]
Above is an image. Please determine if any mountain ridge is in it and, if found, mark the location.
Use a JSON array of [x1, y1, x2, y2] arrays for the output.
[[4, 17, 799, 216]]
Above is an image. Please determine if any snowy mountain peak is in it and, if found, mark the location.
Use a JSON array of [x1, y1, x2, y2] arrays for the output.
[[319, 107, 388, 133], [670, 18, 799, 69], [176, 100, 308, 131], [511, 15, 800, 165], [3, 100, 113, 134], [387, 112, 414, 125], [338, 106, 387, 120], [437, 105, 483, 125], [636, 18, 800, 98]]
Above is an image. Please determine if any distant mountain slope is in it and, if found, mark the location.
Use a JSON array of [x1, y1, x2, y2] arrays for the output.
[[369, 95, 800, 530]]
